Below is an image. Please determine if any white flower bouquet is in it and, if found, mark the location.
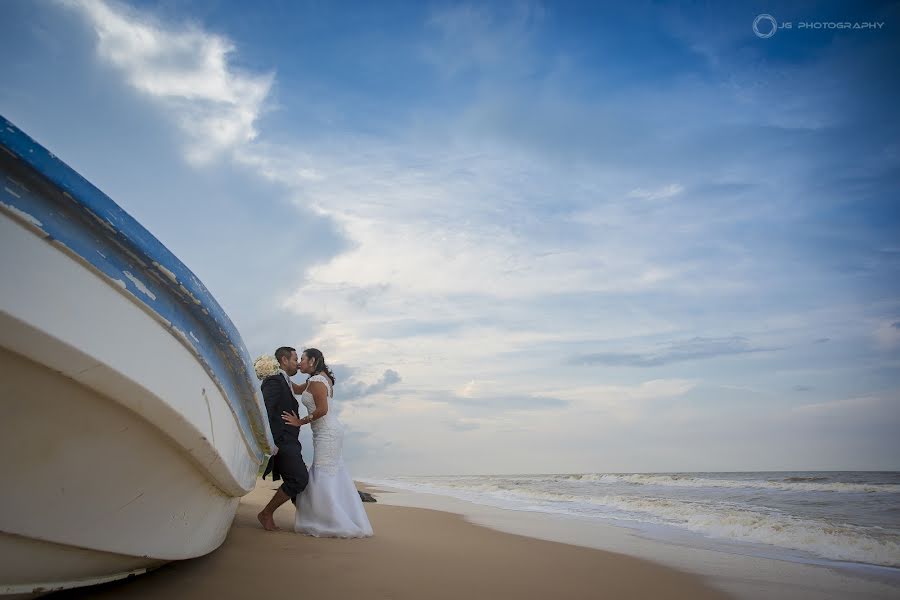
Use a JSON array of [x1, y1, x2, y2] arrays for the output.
[[253, 354, 281, 380]]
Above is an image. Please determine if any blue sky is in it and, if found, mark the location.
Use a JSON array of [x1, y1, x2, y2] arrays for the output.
[[2, 0, 898, 475]]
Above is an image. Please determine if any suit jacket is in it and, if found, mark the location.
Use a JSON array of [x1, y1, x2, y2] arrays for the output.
[[261, 373, 301, 448]]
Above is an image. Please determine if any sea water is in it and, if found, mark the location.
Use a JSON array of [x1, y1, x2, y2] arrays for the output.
[[363, 471, 900, 572]]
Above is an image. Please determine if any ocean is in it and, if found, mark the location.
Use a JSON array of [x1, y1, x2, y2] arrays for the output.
[[363, 471, 900, 571]]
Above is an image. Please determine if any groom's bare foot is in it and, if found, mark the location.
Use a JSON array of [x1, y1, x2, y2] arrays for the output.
[[257, 511, 280, 531]]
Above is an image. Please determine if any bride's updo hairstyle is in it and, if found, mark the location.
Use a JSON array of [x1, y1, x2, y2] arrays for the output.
[[303, 348, 336, 385]]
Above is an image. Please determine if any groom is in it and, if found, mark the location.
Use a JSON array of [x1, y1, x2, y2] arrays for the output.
[[257, 346, 309, 531]]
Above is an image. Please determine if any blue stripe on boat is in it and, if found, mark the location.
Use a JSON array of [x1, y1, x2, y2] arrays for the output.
[[0, 114, 274, 462]]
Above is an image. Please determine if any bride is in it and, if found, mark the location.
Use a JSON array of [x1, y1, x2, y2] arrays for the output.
[[281, 348, 373, 538]]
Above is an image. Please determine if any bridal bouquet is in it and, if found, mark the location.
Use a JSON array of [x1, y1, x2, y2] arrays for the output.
[[253, 354, 281, 380]]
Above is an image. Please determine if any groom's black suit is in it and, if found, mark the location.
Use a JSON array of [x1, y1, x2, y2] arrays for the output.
[[261, 373, 309, 502]]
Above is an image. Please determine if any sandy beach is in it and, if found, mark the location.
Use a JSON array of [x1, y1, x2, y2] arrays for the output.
[[367, 482, 900, 600], [53, 479, 730, 599]]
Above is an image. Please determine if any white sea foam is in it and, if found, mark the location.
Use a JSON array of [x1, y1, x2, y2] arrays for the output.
[[556, 473, 900, 494], [577, 494, 900, 567], [364, 476, 900, 568]]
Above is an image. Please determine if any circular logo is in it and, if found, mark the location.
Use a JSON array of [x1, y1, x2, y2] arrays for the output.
[[753, 14, 778, 38]]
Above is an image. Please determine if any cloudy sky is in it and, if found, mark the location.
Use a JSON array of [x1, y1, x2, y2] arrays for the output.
[[2, 0, 898, 475]]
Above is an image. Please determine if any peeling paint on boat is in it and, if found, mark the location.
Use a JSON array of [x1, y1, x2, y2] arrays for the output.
[[123, 271, 157, 301], [0, 201, 44, 229], [83, 206, 117, 233], [154, 262, 178, 283], [5, 175, 28, 192]]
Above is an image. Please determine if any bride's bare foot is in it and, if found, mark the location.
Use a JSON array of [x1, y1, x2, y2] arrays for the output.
[[257, 511, 280, 531]]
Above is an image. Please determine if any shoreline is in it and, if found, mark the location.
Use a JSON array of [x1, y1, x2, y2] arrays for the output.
[[361, 482, 900, 600], [52, 479, 730, 599]]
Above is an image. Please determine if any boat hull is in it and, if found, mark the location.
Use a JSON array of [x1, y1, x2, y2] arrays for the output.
[[0, 119, 273, 595]]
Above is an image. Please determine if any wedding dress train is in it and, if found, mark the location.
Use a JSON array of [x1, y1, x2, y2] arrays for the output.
[[294, 374, 373, 538]]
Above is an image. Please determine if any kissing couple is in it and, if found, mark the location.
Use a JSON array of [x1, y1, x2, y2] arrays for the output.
[[253, 346, 373, 538]]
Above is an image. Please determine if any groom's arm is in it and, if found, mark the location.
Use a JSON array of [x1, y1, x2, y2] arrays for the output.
[[261, 377, 287, 446]]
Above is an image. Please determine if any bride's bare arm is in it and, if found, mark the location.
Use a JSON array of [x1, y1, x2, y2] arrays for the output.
[[290, 381, 308, 395], [282, 381, 329, 427]]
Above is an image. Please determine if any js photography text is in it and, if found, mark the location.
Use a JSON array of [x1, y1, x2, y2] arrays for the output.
[[753, 14, 885, 39]]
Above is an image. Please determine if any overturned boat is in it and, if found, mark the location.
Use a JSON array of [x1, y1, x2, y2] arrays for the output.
[[0, 115, 275, 596]]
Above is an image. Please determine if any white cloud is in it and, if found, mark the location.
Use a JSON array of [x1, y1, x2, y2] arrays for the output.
[[63, 0, 273, 164], [548, 379, 697, 417], [459, 379, 478, 398], [874, 320, 900, 349], [791, 395, 885, 415], [422, 2, 543, 78], [50, 0, 900, 474], [627, 183, 684, 200]]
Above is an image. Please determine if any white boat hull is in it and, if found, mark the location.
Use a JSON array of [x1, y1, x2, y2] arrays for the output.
[[0, 118, 273, 595]]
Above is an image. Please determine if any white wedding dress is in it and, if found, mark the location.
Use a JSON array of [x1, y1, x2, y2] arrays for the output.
[[295, 374, 373, 538]]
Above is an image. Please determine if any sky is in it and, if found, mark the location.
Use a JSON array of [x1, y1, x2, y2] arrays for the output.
[[1, 0, 898, 476]]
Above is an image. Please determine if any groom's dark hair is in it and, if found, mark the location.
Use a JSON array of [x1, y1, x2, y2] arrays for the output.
[[274, 346, 296, 364]]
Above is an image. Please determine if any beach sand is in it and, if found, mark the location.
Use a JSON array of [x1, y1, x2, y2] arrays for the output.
[[53, 479, 730, 599], [368, 484, 900, 600]]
